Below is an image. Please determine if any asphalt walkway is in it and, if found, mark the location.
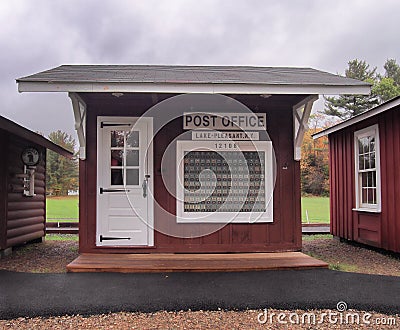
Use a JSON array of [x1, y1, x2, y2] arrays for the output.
[[0, 269, 399, 319]]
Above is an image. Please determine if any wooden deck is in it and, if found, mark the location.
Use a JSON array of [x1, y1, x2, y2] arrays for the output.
[[66, 252, 328, 273]]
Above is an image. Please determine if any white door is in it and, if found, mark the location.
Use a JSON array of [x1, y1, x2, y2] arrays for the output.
[[96, 116, 153, 246]]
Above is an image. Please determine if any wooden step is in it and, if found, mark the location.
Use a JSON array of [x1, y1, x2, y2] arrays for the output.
[[67, 252, 328, 273]]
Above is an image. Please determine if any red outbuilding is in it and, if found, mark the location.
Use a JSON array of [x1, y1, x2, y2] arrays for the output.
[[314, 96, 400, 253], [16, 65, 370, 271]]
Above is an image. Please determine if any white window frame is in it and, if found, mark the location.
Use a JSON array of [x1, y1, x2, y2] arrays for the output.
[[353, 124, 381, 213]]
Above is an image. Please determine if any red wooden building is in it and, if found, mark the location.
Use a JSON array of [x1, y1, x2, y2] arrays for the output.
[[314, 96, 400, 253], [0, 116, 73, 257], [16, 65, 370, 258]]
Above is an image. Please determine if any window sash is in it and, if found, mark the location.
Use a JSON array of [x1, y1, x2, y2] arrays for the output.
[[354, 125, 380, 211]]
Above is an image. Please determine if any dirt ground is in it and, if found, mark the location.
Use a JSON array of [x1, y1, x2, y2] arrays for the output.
[[302, 235, 400, 277], [1, 235, 399, 329], [1, 234, 399, 276], [0, 237, 78, 273]]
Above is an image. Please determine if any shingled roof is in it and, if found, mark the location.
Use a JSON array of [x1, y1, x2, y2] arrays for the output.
[[17, 65, 371, 95]]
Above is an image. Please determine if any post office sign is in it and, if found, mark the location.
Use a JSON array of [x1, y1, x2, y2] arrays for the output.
[[183, 112, 266, 130]]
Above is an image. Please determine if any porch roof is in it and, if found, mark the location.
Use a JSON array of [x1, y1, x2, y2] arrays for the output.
[[17, 65, 371, 95], [0, 115, 74, 158]]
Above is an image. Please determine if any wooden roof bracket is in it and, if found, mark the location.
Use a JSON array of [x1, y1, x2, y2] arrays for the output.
[[293, 95, 319, 161], [69, 92, 87, 160]]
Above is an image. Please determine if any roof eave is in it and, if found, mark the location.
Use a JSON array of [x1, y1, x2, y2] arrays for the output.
[[17, 81, 371, 95], [313, 96, 400, 139], [0, 117, 74, 158]]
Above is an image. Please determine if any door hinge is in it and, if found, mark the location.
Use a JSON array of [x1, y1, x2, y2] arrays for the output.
[[101, 122, 132, 128], [100, 235, 131, 242], [100, 188, 130, 194]]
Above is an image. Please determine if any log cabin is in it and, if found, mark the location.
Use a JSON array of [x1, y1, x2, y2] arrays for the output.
[[0, 115, 73, 257]]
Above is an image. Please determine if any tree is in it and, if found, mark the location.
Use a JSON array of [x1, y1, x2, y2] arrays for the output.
[[373, 59, 400, 102], [324, 59, 379, 119], [300, 114, 331, 196], [46, 130, 78, 196], [372, 77, 400, 103], [324, 59, 400, 119], [383, 58, 400, 85]]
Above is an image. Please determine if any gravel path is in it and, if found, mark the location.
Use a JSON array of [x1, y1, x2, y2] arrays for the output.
[[1, 310, 398, 329]]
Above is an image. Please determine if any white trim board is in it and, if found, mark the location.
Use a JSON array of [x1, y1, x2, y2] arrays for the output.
[[18, 81, 371, 95]]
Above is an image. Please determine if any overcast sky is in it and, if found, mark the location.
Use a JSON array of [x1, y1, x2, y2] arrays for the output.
[[1, 0, 399, 141]]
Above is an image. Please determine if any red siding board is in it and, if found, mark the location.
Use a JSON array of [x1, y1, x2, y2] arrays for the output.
[[393, 109, 400, 252], [329, 136, 335, 235], [346, 130, 354, 240], [293, 158, 302, 247], [358, 213, 380, 231], [382, 110, 398, 251], [379, 116, 388, 249], [358, 228, 380, 247], [338, 134, 344, 238]]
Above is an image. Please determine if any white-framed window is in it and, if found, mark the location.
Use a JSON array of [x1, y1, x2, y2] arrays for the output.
[[354, 124, 381, 212]]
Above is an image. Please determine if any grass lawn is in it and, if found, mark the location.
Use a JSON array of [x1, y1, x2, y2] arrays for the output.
[[46, 196, 79, 222], [301, 196, 330, 224], [302, 234, 333, 241], [46, 234, 79, 241], [46, 195, 328, 224]]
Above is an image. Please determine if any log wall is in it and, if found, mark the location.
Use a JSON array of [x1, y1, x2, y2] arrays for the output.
[[2, 134, 46, 248]]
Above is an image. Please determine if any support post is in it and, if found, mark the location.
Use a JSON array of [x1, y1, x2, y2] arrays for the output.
[[69, 92, 87, 160], [293, 95, 319, 160]]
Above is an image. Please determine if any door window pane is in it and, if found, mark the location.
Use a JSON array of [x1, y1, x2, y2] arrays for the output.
[[126, 150, 139, 166], [126, 169, 139, 185], [111, 169, 123, 185], [111, 131, 124, 147], [126, 131, 139, 148], [111, 150, 123, 166]]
